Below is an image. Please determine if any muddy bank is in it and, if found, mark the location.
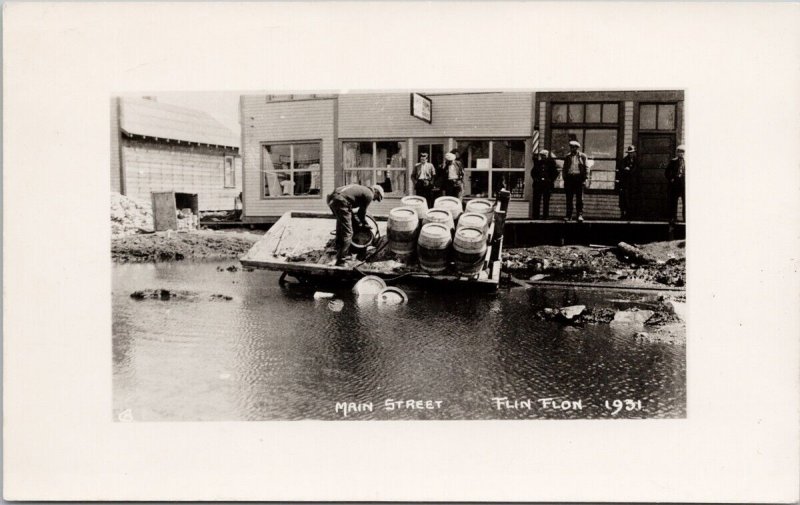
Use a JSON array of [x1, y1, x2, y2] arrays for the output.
[[504, 240, 686, 288], [112, 230, 261, 263]]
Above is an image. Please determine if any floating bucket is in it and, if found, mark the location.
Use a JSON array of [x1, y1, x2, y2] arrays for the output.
[[422, 208, 455, 232], [353, 275, 387, 296], [376, 286, 408, 305], [465, 198, 494, 224], [453, 226, 487, 276], [456, 212, 489, 233], [400, 195, 428, 220], [417, 223, 452, 274], [387, 207, 419, 257], [434, 196, 463, 222]]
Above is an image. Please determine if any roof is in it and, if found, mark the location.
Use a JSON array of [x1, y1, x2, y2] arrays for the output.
[[119, 97, 239, 148]]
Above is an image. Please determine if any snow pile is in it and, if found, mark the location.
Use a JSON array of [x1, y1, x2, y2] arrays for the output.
[[111, 192, 154, 237]]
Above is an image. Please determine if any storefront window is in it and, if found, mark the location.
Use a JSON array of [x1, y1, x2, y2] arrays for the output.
[[553, 103, 619, 125], [640, 103, 676, 130], [342, 141, 407, 196], [458, 139, 526, 199], [262, 142, 321, 197]]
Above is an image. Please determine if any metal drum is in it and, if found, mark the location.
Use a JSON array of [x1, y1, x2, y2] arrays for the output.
[[453, 226, 487, 276], [400, 195, 428, 220], [422, 208, 455, 232], [387, 206, 419, 257], [417, 223, 452, 274], [456, 212, 488, 233], [434, 196, 463, 222]]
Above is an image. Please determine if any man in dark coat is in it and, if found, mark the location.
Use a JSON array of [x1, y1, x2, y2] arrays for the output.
[[616, 145, 638, 219], [412, 152, 436, 208], [562, 140, 589, 222], [326, 183, 384, 266], [665, 144, 686, 224], [531, 149, 559, 219]]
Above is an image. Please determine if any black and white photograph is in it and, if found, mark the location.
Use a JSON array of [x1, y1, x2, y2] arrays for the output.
[[111, 90, 687, 421], [4, 2, 799, 502]]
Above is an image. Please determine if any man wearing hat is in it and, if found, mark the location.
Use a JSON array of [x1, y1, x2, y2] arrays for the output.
[[665, 144, 686, 224], [616, 145, 638, 219], [442, 150, 465, 198], [532, 149, 559, 219], [562, 140, 590, 222], [412, 152, 436, 208], [326, 183, 384, 266]]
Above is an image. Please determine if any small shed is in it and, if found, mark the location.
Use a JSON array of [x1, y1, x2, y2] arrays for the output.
[[110, 97, 242, 211]]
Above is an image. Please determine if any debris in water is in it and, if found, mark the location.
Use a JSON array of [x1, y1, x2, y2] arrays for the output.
[[226, 265, 239, 272], [376, 287, 408, 305], [529, 274, 549, 281], [314, 291, 335, 300], [353, 276, 387, 296], [558, 305, 586, 321], [328, 299, 345, 312], [611, 309, 655, 325], [210, 294, 233, 301]]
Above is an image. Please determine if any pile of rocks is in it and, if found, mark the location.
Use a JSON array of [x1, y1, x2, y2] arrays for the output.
[[111, 192, 154, 238]]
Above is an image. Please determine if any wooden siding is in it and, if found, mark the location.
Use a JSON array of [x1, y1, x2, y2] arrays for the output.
[[548, 194, 621, 220], [338, 93, 533, 138], [240, 96, 335, 217], [121, 139, 242, 211], [110, 97, 122, 193]]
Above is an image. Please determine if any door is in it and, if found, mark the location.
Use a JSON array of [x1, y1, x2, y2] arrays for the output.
[[636, 133, 675, 220], [414, 142, 445, 174]]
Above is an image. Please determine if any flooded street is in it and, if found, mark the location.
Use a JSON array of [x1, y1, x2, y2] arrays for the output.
[[113, 260, 685, 421]]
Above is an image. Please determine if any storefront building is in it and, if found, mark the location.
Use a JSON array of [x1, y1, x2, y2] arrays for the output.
[[240, 91, 683, 222]]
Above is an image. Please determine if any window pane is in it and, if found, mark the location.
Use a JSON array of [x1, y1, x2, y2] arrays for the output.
[[343, 141, 374, 167], [263, 171, 291, 197], [602, 103, 619, 123], [550, 129, 576, 158], [344, 169, 374, 187], [584, 129, 618, 158], [552, 104, 567, 123], [492, 171, 525, 199], [293, 143, 320, 170], [585, 103, 602, 123], [587, 160, 617, 190], [465, 171, 489, 198], [376, 169, 407, 196], [379, 141, 406, 168], [457, 140, 490, 168], [658, 104, 675, 130], [639, 104, 657, 130], [568, 104, 584, 123], [224, 157, 235, 187], [264, 144, 291, 170], [292, 170, 321, 196], [491, 140, 526, 168]]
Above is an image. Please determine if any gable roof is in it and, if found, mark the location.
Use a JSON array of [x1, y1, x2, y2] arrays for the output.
[[119, 97, 239, 148]]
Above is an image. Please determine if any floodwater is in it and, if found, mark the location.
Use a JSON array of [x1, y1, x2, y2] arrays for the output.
[[112, 261, 686, 421]]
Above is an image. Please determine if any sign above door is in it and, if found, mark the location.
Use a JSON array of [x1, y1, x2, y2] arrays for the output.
[[410, 93, 432, 123]]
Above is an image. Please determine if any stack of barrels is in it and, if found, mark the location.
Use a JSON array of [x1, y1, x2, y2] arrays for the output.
[[386, 196, 494, 276]]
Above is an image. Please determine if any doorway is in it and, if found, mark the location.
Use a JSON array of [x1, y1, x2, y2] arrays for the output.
[[414, 142, 445, 172], [636, 133, 675, 220]]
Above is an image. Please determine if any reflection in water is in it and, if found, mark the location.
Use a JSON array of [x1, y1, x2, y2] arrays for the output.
[[112, 261, 686, 421]]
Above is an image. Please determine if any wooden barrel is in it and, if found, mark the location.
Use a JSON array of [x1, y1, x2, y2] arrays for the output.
[[422, 208, 454, 232], [401, 195, 428, 220], [465, 198, 494, 224], [434, 196, 463, 222], [417, 223, 452, 274], [387, 206, 419, 256], [453, 226, 487, 276], [456, 212, 488, 233]]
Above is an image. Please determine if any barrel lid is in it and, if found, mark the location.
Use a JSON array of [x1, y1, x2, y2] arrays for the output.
[[390, 206, 417, 218], [425, 208, 451, 219], [434, 196, 461, 208], [467, 199, 493, 212], [459, 212, 487, 224], [376, 287, 408, 305], [456, 226, 484, 240], [353, 275, 387, 296], [420, 222, 450, 238], [401, 195, 426, 205]]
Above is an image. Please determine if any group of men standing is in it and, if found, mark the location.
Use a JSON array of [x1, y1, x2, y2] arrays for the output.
[[531, 141, 686, 224], [411, 149, 465, 208]]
